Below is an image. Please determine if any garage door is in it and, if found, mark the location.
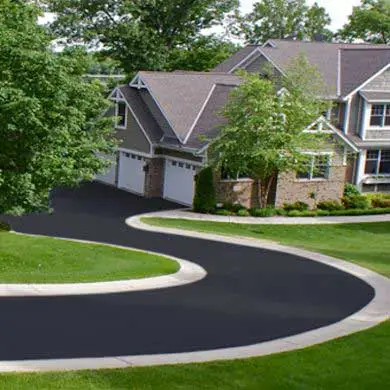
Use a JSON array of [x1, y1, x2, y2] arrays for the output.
[[164, 159, 198, 205], [95, 153, 117, 186], [118, 151, 146, 194]]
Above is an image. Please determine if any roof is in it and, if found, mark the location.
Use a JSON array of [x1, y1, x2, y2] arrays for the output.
[[345, 133, 390, 149], [137, 71, 241, 142], [360, 90, 390, 102], [214, 39, 390, 99], [186, 84, 236, 149]]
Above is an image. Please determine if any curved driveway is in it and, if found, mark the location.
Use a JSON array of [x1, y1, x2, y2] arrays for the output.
[[0, 182, 374, 362]]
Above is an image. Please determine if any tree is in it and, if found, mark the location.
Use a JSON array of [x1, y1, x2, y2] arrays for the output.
[[0, 1, 116, 215], [235, 0, 332, 44], [42, 0, 239, 74], [165, 36, 239, 72], [193, 167, 216, 213], [209, 56, 330, 208], [337, 0, 390, 44]]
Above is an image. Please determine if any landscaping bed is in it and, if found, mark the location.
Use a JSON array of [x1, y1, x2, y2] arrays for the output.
[[0, 230, 178, 283]]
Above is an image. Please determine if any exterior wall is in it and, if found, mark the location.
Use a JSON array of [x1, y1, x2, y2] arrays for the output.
[[216, 179, 258, 209], [364, 68, 390, 90], [348, 93, 363, 136], [155, 147, 204, 163], [144, 157, 165, 198], [365, 129, 390, 139], [116, 106, 151, 153]]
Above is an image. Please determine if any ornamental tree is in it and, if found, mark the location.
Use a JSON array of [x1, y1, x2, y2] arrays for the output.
[[209, 55, 330, 208], [0, 1, 116, 215]]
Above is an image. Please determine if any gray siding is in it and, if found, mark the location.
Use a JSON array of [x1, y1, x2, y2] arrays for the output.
[[243, 55, 283, 79], [155, 148, 204, 163], [365, 130, 390, 139], [348, 93, 364, 136], [364, 68, 390, 91], [116, 106, 151, 153]]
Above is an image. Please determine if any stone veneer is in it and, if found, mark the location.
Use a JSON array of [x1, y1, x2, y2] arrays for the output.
[[144, 158, 165, 198], [216, 179, 258, 209]]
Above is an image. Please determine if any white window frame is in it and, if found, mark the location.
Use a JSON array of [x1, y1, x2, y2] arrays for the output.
[[296, 152, 332, 181], [364, 149, 390, 176], [368, 103, 390, 129], [110, 90, 127, 130]]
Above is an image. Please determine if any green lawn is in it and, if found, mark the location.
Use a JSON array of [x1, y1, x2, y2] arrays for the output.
[[143, 218, 390, 277], [0, 231, 178, 283], [0, 220, 389, 389]]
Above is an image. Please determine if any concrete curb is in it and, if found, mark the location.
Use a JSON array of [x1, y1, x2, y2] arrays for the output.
[[142, 208, 390, 224], [0, 214, 387, 372], [0, 232, 206, 297]]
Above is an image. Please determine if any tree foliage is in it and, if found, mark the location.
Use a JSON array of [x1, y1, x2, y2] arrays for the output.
[[235, 0, 332, 44], [193, 167, 216, 213], [0, 1, 116, 215], [209, 56, 330, 207], [42, 0, 239, 74], [338, 0, 390, 44]]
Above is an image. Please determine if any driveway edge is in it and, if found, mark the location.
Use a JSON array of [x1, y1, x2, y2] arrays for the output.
[[0, 214, 387, 372], [0, 232, 206, 297]]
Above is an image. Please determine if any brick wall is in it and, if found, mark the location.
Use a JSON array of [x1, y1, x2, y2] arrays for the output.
[[144, 158, 165, 198], [216, 179, 258, 208]]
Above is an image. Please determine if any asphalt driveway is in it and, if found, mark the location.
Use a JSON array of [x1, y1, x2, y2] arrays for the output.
[[0, 182, 374, 361]]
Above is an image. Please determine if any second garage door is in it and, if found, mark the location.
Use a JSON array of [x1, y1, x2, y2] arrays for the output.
[[163, 159, 198, 206], [118, 151, 146, 195]]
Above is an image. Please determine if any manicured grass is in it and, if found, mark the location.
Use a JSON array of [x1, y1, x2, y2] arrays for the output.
[[143, 218, 390, 277], [0, 232, 178, 283], [0, 220, 388, 389], [0, 321, 389, 389]]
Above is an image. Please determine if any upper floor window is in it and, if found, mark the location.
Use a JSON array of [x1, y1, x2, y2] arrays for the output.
[[370, 104, 390, 127], [297, 154, 330, 180], [116, 101, 127, 128], [365, 150, 390, 175]]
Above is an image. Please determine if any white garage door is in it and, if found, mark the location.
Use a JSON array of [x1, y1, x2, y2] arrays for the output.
[[118, 151, 146, 194], [164, 159, 198, 205], [95, 153, 117, 186]]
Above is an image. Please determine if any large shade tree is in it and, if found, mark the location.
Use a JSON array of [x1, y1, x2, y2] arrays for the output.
[[0, 1, 116, 215], [209, 56, 331, 207], [338, 0, 390, 44], [234, 0, 332, 44], [42, 0, 239, 73]]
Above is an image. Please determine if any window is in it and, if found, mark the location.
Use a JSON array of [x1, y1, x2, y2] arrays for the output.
[[116, 101, 126, 128], [370, 104, 390, 127], [297, 154, 330, 180], [365, 150, 390, 175]]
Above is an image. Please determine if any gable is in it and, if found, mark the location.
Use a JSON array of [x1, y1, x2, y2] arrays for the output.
[[363, 68, 390, 92]]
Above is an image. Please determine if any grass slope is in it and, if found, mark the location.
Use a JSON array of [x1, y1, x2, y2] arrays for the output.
[[0, 232, 178, 283], [143, 218, 390, 277]]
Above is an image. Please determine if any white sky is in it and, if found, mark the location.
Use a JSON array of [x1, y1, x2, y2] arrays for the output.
[[240, 0, 362, 31]]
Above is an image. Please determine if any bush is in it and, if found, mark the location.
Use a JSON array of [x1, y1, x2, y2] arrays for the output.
[[342, 195, 370, 210], [283, 201, 310, 212], [250, 207, 276, 217], [0, 221, 10, 231], [371, 198, 390, 209], [223, 203, 246, 213], [193, 167, 216, 213], [275, 208, 287, 216], [316, 210, 331, 216], [237, 209, 250, 217], [344, 183, 360, 198], [317, 200, 344, 211], [215, 209, 235, 216]]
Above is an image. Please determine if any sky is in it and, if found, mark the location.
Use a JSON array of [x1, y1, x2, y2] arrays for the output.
[[240, 0, 361, 31], [40, 0, 362, 32]]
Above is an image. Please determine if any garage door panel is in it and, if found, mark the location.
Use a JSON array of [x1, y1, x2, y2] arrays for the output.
[[118, 152, 146, 194], [164, 159, 197, 206]]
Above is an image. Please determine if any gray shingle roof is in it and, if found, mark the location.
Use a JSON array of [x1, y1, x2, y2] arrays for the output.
[[137, 71, 241, 142], [214, 39, 390, 99], [186, 84, 236, 149]]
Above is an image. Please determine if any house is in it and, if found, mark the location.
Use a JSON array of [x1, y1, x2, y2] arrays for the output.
[[96, 39, 390, 208]]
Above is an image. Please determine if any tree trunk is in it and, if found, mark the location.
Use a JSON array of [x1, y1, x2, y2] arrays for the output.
[[258, 174, 276, 208]]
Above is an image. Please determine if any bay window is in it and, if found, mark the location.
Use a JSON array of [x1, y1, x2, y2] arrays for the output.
[[365, 150, 390, 175], [370, 104, 390, 127]]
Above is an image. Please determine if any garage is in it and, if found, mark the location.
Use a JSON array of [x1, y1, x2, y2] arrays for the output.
[[95, 153, 117, 186], [118, 151, 146, 195], [163, 159, 198, 205]]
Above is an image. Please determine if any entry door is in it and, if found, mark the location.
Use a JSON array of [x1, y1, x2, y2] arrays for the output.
[[163, 159, 197, 205], [118, 151, 146, 195]]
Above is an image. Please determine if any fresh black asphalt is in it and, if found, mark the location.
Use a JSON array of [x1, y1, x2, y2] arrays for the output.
[[0, 182, 374, 361]]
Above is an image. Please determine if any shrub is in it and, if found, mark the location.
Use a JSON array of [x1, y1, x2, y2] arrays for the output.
[[371, 198, 390, 209], [193, 167, 216, 213], [316, 210, 331, 216], [342, 195, 370, 210], [215, 209, 235, 216], [237, 209, 250, 217], [0, 221, 10, 231], [275, 208, 287, 216], [223, 203, 246, 213], [344, 183, 360, 198], [287, 210, 302, 217], [283, 201, 310, 212], [250, 207, 276, 217], [317, 200, 344, 211]]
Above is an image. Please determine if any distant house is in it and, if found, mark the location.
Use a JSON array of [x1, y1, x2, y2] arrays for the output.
[[96, 39, 390, 207]]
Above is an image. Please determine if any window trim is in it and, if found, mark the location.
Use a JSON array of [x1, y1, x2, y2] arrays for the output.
[[368, 103, 390, 129], [365, 149, 390, 176], [296, 152, 332, 182], [115, 100, 127, 130]]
